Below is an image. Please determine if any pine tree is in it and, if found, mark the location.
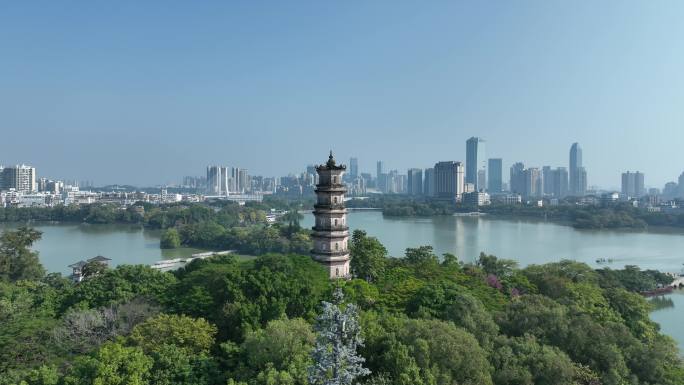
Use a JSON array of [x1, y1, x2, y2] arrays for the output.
[[308, 288, 370, 385]]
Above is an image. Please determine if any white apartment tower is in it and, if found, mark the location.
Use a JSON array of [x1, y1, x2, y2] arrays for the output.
[[1, 165, 36, 192]]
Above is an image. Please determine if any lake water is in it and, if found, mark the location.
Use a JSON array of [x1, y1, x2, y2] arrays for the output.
[[0, 223, 206, 274], [2, 211, 683, 353]]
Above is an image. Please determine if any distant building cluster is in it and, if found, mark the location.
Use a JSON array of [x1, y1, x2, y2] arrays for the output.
[[5, 138, 684, 212], [304, 139, 684, 212], [0, 164, 219, 208], [316, 140, 594, 207], [621, 171, 645, 199]]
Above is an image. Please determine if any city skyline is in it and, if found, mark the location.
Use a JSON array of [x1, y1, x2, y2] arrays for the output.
[[3, 2, 684, 187], [4, 139, 684, 193]]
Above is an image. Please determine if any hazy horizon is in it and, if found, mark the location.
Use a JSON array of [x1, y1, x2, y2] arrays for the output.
[[2, 2, 683, 189]]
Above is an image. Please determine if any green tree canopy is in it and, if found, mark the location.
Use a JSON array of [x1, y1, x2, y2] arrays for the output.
[[349, 230, 387, 283], [60, 265, 177, 312], [232, 318, 314, 385], [160, 228, 181, 249], [63, 342, 153, 385], [0, 227, 45, 282], [130, 314, 217, 355], [362, 313, 493, 385]]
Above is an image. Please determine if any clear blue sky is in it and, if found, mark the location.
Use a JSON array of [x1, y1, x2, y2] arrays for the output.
[[1, 1, 683, 188]]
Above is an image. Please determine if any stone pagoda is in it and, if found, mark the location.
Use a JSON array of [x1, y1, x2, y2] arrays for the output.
[[311, 151, 350, 279]]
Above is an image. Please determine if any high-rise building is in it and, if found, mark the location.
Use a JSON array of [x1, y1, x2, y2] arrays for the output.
[[311, 152, 350, 279], [553, 167, 569, 198], [510, 162, 525, 195], [349, 157, 359, 179], [306, 165, 318, 186], [542, 166, 553, 197], [524, 168, 542, 198], [477, 170, 486, 192], [576, 167, 587, 196], [487, 158, 503, 193], [407, 168, 423, 196], [394, 173, 407, 194], [376, 161, 385, 180], [423, 168, 435, 197], [569, 143, 586, 196], [434, 161, 464, 202], [678, 172, 684, 198], [206, 166, 231, 195], [466, 137, 486, 191], [663, 182, 678, 199], [237, 168, 249, 193], [0, 165, 37, 192], [360, 173, 372, 188], [622, 171, 645, 198], [377, 174, 388, 193], [637, 180, 647, 197]]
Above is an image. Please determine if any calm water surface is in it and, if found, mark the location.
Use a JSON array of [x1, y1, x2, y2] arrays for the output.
[[3, 211, 683, 353], [0, 223, 205, 274], [304, 211, 684, 271]]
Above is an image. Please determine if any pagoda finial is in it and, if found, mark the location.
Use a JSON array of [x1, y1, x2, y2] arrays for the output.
[[326, 150, 336, 167]]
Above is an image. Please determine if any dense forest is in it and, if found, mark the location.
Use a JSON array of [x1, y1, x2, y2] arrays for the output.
[[0, 225, 682, 385]]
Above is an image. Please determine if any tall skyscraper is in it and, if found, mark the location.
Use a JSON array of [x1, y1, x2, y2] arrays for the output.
[[509, 162, 525, 195], [569, 142, 586, 196], [622, 171, 645, 198], [487, 158, 503, 193], [349, 157, 359, 179], [376, 161, 384, 180], [434, 161, 465, 202], [0, 165, 36, 192], [237, 168, 249, 193], [423, 168, 435, 197], [542, 166, 553, 197], [407, 168, 423, 196], [466, 137, 486, 191], [311, 152, 350, 279], [206, 166, 227, 195], [679, 172, 684, 198]]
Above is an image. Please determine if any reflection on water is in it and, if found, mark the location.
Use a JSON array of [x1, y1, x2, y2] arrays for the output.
[[649, 296, 675, 311], [645, 289, 684, 355], [303, 211, 684, 273]]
